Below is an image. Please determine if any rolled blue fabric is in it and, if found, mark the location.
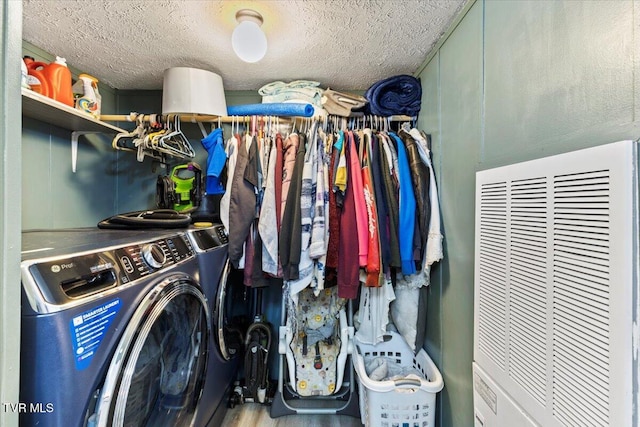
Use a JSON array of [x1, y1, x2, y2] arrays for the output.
[[364, 74, 421, 117], [226, 103, 315, 117]]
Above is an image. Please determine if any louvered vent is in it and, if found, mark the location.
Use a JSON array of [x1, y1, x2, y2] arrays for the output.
[[475, 140, 635, 427], [477, 182, 508, 369], [552, 170, 611, 427], [508, 177, 548, 406]]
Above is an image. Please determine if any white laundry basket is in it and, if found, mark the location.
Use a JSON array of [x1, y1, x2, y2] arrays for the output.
[[353, 332, 444, 427]]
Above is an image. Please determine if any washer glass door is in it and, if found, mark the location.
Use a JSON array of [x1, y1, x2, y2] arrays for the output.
[[93, 277, 209, 427]]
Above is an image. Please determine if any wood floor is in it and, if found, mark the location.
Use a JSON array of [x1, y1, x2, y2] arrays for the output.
[[221, 403, 364, 427]]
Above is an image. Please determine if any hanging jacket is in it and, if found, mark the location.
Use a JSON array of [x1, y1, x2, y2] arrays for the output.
[[409, 128, 444, 272], [360, 130, 382, 287], [369, 132, 391, 273], [326, 141, 341, 277], [378, 134, 401, 269], [288, 131, 316, 296], [280, 134, 306, 281], [310, 132, 328, 259], [220, 136, 238, 234], [259, 139, 279, 276], [337, 137, 360, 299], [281, 133, 300, 223], [228, 135, 258, 268], [390, 132, 416, 276], [399, 129, 430, 263], [348, 131, 368, 267]]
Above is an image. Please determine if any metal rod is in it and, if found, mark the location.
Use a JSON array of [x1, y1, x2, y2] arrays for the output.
[[99, 112, 415, 124]]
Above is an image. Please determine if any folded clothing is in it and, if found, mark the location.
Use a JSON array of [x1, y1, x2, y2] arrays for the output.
[[227, 103, 315, 117], [259, 80, 324, 107], [321, 88, 368, 117], [363, 74, 422, 117]]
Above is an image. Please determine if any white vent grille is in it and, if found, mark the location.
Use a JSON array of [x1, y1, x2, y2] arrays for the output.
[[478, 182, 507, 369], [474, 140, 636, 427], [508, 177, 548, 406], [552, 170, 610, 427]]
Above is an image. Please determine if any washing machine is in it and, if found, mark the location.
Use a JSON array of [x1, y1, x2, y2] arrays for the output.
[[20, 228, 210, 427], [186, 225, 242, 427]]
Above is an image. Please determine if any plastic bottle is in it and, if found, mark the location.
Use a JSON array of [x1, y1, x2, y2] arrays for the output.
[[23, 56, 50, 97], [72, 74, 102, 119], [43, 56, 74, 107], [21, 58, 30, 89]]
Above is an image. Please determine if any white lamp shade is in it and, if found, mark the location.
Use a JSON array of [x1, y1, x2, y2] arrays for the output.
[[162, 67, 227, 116], [232, 20, 267, 63]]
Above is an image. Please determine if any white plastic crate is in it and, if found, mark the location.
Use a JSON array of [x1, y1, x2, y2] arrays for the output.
[[353, 332, 444, 427]]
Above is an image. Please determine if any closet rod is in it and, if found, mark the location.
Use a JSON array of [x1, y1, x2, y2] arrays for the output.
[[100, 112, 415, 123]]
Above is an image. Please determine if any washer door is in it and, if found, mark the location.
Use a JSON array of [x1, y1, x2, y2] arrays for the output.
[[214, 259, 246, 361], [93, 275, 209, 427]]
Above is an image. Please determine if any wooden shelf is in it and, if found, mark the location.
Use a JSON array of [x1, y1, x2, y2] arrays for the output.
[[21, 88, 125, 133]]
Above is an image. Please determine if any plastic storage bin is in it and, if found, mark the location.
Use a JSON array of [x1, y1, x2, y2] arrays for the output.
[[353, 332, 444, 427]]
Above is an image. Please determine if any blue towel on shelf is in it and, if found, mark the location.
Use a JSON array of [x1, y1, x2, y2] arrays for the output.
[[363, 74, 422, 117], [227, 103, 315, 117]]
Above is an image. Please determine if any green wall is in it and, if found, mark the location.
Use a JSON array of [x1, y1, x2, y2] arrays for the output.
[[1, 1, 23, 425], [417, 1, 640, 426]]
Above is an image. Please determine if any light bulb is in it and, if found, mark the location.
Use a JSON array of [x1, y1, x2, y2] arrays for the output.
[[232, 9, 267, 63]]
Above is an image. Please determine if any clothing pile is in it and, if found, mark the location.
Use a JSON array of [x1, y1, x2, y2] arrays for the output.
[[256, 76, 423, 119], [215, 119, 443, 349], [361, 74, 422, 117]]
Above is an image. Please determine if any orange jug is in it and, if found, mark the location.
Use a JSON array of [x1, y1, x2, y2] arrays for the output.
[[23, 56, 51, 98], [43, 56, 74, 107]]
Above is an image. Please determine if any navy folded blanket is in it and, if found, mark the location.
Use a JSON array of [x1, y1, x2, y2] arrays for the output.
[[227, 103, 315, 117], [364, 74, 421, 117]]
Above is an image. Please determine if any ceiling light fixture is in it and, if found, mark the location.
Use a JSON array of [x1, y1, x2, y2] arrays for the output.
[[231, 9, 267, 63]]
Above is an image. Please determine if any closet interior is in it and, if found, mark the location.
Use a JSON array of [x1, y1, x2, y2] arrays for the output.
[[6, 1, 639, 427]]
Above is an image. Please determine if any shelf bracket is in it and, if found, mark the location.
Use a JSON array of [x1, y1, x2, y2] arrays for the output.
[[71, 131, 101, 173]]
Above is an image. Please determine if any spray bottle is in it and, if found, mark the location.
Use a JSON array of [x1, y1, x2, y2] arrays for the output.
[[73, 74, 101, 119]]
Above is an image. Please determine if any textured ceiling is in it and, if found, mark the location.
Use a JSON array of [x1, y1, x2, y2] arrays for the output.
[[22, 0, 466, 91]]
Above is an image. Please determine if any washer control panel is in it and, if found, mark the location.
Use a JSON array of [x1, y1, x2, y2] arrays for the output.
[[115, 235, 194, 283], [189, 224, 228, 251]]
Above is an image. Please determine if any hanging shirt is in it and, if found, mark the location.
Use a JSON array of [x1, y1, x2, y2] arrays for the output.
[[288, 130, 317, 296], [348, 131, 368, 268], [333, 131, 348, 207], [408, 128, 444, 272], [220, 135, 238, 233], [200, 127, 226, 194], [280, 134, 306, 281], [369, 132, 391, 273], [399, 129, 430, 263], [361, 130, 381, 287], [326, 142, 341, 275], [378, 134, 401, 269], [310, 133, 328, 260], [281, 133, 300, 222], [259, 139, 279, 276]]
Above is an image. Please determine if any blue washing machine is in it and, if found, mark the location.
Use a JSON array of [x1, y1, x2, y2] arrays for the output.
[[20, 228, 211, 427], [186, 225, 241, 427]]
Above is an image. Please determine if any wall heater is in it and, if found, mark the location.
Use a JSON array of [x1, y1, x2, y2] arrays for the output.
[[473, 140, 639, 427]]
